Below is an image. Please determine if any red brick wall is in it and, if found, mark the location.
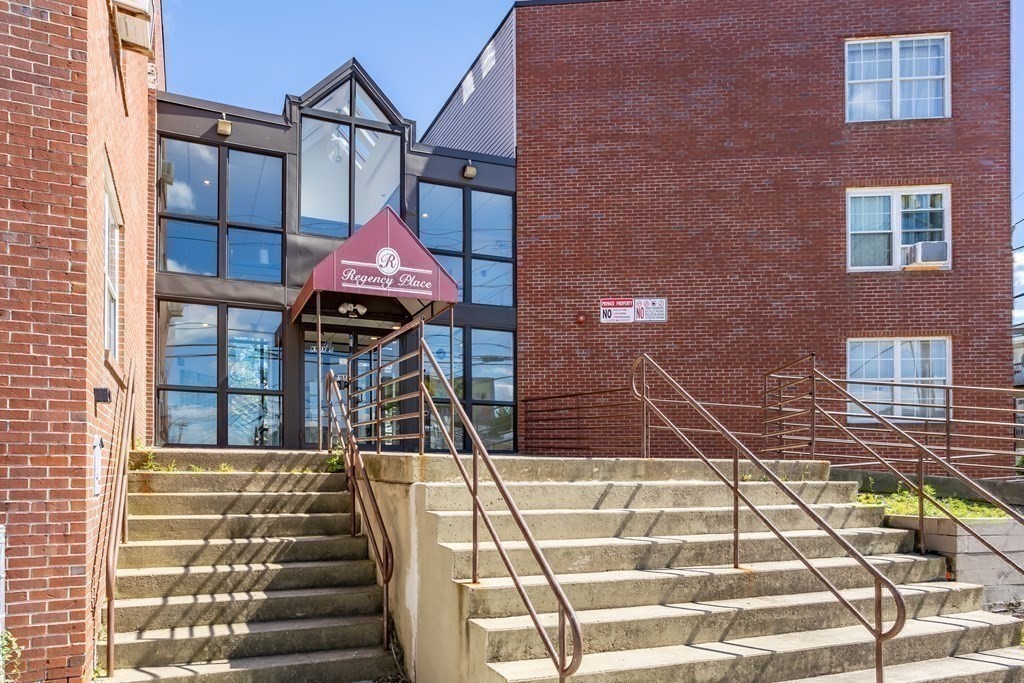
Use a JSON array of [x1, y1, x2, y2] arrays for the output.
[[514, 0, 1012, 474], [0, 0, 161, 679]]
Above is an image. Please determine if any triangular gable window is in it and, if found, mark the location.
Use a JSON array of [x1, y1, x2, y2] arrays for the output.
[[353, 82, 389, 123], [311, 79, 351, 116]]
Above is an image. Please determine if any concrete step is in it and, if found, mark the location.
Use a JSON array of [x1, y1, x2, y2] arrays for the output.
[[114, 586, 383, 632], [102, 615, 383, 668], [487, 610, 1023, 683], [108, 646, 397, 682], [423, 479, 858, 513], [785, 646, 1024, 681], [115, 560, 378, 599], [126, 513, 350, 541], [131, 449, 336, 473], [472, 581, 983, 662], [432, 503, 884, 543], [127, 491, 350, 515], [444, 527, 916, 580], [463, 554, 947, 618], [118, 535, 369, 569], [128, 472, 347, 494], [368, 453, 831, 485]]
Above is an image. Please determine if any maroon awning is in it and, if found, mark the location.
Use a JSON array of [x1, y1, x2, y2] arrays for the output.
[[290, 206, 459, 323]]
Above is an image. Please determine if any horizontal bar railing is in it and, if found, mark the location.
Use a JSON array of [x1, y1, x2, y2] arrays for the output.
[[419, 333, 583, 682], [324, 370, 395, 648], [635, 353, 905, 683]]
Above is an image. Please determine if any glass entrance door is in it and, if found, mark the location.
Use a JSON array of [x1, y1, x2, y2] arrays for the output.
[[304, 328, 352, 447]]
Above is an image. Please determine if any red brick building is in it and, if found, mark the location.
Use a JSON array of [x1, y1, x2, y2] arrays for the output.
[[0, 1, 162, 679]]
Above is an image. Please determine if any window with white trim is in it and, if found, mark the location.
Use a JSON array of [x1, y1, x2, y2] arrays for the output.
[[103, 191, 121, 357], [847, 338, 949, 420], [846, 35, 950, 122], [847, 186, 951, 271]]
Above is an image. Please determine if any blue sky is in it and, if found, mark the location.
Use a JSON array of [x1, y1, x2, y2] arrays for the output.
[[164, 0, 1022, 223]]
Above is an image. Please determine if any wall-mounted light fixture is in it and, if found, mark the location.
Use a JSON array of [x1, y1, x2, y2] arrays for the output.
[[462, 160, 477, 180], [216, 113, 232, 137], [94, 387, 112, 404]]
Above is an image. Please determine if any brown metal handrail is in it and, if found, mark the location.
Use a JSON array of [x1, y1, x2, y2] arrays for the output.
[[419, 333, 584, 682], [632, 354, 906, 683], [764, 355, 1024, 580], [103, 360, 137, 675], [324, 371, 395, 648]]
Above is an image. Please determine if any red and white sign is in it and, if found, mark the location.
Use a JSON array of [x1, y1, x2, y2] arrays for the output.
[[600, 297, 668, 324]]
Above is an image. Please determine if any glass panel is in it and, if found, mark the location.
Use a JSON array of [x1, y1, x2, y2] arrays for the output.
[[424, 325, 464, 399], [228, 394, 282, 447], [900, 193, 944, 244], [353, 128, 401, 229], [434, 254, 464, 302], [899, 78, 945, 119], [427, 402, 465, 452], [850, 196, 891, 232], [471, 259, 513, 306], [158, 302, 217, 387], [471, 330, 514, 402], [304, 329, 351, 445], [311, 80, 351, 116], [847, 340, 895, 416], [227, 308, 282, 391], [849, 195, 892, 268], [227, 228, 282, 283], [419, 183, 463, 251], [851, 234, 892, 267], [228, 150, 282, 227], [161, 138, 219, 218], [162, 220, 217, 276], [848, 81, 892, 122], [301, 118, 350, 238], [473, 404, 514, 451], [899, 38, 945, 78], [898, 339, 947, 419], [354, 82, 388, 123], [472, 191, 513, 258], [158, 390, 217, 445], [847, 41, 893, 81]]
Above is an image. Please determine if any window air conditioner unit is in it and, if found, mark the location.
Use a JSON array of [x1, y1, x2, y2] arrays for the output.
[[113, 0, 154, 54], [901, 241, 948, 270]]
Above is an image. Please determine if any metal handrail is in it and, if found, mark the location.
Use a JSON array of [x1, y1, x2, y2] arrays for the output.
[[323, 371, 395, 648], [765, 356, 1024, 579], [632, 354, 906, 683], [103, 360, 137, 675], [419, 334, 584, 682]]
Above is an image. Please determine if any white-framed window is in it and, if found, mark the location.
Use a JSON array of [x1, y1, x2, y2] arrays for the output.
[[847, 185, 951, 271], [846, 34, 951, 122], [103, 189, 122, 358], [847, 337, 950, 421]]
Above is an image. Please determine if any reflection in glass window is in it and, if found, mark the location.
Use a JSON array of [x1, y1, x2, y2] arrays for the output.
[[228, 394, 282, 447], [227, 308, 282, 391], [228, 150, 282, 227], [847, 338, 948, 419], [424, 325, 464, 398], [227, 228, 282, 283], [354, 83, 389, 122], [846, 36, 948, 122], [434, 254, 464, 302], [162, 220, 217, 276], [471, 330, 514, 402], [419, 183, 463, 251], [158, 302, 217, 387], [354, 129, 400, 229], [311, 80, 351, 116], [472, 191, 513, 258], [158, 390, 217, 445], [161, 139, 219, 218], [473, 404, 514, 451], [471, 259, 513, 306], [301, 118, 350, 238], [426, 402, 465, 451]]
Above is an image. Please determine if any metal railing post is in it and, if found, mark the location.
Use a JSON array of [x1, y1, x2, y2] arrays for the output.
[[875, 578, 884, 683], [419, 318, 426, 456], [640, 357, 650, 458], [809, 354, 817, 459], [944, 386, 952, 462], [472, 443, 480, 584], [733, 447, 740, 569], [917, 443, 926, 554]]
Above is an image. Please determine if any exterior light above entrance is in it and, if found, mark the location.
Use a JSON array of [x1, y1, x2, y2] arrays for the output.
[[216, 113, 232, 136], [462, 160, 477, 179]]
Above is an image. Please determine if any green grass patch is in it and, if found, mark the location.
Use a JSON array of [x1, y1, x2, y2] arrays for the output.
[[858, 485, 1008, 519]]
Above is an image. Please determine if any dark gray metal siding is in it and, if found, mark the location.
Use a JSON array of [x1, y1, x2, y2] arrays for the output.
[[421, 12, 516, 159]]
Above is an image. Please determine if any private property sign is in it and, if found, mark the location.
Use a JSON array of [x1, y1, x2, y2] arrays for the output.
[[600, 298, 668, 323]]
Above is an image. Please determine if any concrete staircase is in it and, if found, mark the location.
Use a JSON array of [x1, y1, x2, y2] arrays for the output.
[[378, 455, 1024, 682], [101, 449, 397, 682]]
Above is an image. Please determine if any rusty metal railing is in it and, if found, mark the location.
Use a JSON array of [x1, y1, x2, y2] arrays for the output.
[[102, 360, 137, 675], [324, 370, 395, 649], [633, 354, 906, 683], [419, 327, 584, 682], [764, 354, 1024, 579]]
